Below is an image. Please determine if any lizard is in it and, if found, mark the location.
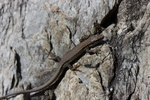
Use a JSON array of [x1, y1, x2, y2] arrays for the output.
[[94, 20, 105, 34], [0, 32, 104, 100]]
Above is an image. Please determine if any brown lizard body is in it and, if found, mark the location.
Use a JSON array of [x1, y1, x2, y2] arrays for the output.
[[0, 34, 104, 99]]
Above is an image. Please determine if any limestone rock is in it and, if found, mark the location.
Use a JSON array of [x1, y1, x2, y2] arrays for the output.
[[0, 0, 149, 100]]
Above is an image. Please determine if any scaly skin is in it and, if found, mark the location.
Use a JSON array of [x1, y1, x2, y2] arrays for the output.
[[0, 34, 104, 99]]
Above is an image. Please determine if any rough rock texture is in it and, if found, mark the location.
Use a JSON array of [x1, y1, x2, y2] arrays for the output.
[[111, 0, 150, 100], [0, 0, 149, 100]]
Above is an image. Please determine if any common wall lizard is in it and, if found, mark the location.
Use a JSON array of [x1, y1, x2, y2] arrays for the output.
[[0, 34, 104, 99]]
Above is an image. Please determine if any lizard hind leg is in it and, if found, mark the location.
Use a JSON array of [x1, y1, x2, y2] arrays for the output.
[[66, 63, 82, 72], [49, 52, 61, 62]]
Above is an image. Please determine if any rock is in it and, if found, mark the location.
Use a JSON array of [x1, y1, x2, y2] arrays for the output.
[[0, 0, 149, 100]]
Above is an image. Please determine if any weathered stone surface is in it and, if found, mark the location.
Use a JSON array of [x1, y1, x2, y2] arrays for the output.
[[0, 0, 149, 100], [109, 0, 150, 100], [55, 44, 114, 100]]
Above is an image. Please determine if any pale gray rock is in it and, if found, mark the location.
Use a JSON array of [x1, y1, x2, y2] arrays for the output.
[[0, 0, 149, 100], [110, 0, 150, 100]]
